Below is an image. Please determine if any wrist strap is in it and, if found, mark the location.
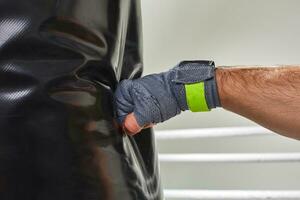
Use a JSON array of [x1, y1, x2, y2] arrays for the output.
[[172, 60, 221, 112], [185, 82, 210, 112]]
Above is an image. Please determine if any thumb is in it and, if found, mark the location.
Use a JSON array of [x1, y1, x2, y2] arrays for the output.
[[123, 113, 142, 135], [123, 113, 155, 135]]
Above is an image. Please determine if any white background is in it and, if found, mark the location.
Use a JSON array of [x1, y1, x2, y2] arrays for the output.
[[141, 0, 300, 130]]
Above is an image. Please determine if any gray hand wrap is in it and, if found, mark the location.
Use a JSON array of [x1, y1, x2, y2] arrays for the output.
[[114, 60, 220, 127]]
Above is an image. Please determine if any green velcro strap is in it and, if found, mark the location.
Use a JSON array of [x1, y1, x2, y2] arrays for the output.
[[185, 82, 210, 112]]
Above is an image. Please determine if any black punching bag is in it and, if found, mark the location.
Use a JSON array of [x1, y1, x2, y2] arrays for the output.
[[0, 0, 163, 199]]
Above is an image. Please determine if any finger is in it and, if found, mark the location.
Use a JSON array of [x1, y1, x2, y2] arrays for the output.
[[123, 113, 142, 135], [115, 80, 134, 124]]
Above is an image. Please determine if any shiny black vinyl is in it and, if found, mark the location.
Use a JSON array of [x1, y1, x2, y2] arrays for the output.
[[0, 0, 163, 199]]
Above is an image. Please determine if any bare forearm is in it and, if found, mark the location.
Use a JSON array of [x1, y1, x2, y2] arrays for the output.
[[216, 66, 300, 140]]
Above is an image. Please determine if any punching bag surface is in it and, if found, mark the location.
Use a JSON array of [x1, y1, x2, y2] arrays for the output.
[[0, 0, 163, 199]]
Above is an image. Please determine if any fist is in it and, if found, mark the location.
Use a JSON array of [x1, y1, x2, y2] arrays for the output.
[[114, 71, 186, 135]]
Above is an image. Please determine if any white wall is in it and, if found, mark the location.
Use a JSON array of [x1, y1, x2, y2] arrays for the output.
[[141, 0, 300, 195], [141, 0, 300, 130]]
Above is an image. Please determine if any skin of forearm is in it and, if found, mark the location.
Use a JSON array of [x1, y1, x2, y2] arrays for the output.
[[216, 66, 300, 140]]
